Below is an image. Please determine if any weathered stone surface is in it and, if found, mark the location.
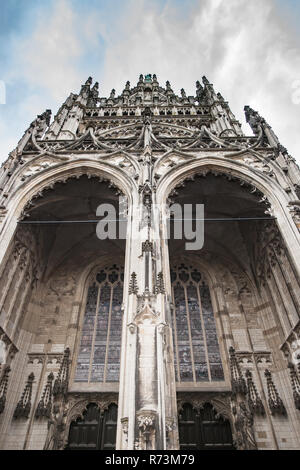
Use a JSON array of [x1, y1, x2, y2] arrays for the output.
[[0, 75, 299, 450]]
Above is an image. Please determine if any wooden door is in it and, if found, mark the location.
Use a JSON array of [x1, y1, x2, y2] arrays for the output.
[[66, 403, 117, 450], [179, 402, 235, 450]]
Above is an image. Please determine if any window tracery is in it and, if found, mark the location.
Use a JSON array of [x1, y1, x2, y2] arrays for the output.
[[75, 265, 124, 383], [171, 264, 224, 383]]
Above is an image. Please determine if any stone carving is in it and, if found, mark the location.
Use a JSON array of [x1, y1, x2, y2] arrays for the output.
[[264, 369, 286, 416], [177, 393, 233, 423], [44, 393, 118, 450], [142, 240, 154, 255], [35, 372, 54, 419], [245, 370, 265, 416], [128, 323, 137, 334], [121, 417, 129, 444], [0, 366, 10, 414], [0, 330, 18, 365], [44, 403, 68, 450], [53, 348, 70, 398], [232, 401, 257, 450], [244, 106, 264, 136], [129, 272, 139, 295], [136, 409, 157, 450], [64, 393, 118, 431], [229, 347, 247, 396], [1, 72, 299, 452], [154, 272, 165, 294], [49, 275, 76, 298], [13, 372, 34, 419], [287, 363, 300, 411], [255, 221, 285, 285]]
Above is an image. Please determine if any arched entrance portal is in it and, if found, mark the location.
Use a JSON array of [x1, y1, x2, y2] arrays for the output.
[[66, 403, 118, 450], [178, 403, 235, 450]]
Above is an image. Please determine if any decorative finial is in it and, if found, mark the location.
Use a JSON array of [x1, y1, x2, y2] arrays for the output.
[[0, 366, 11, 414], [155, 272, 165, 295], [53, 348, 70, 397], [288, 362, 300, 410], [245, 370, 265, 416], [229, 347, 247, 395], [196, 81, 204, 99], [129, 272, 139, 295], [264, 369, 286, 416], [244, 106, 264, 136], [35, 372, 54, 419], [13, 373, 35, 419]]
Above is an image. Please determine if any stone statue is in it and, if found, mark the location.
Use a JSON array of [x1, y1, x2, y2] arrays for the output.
[[87, 82, 99, 107], [244, 106, 264, 135], [196, 80, 204, 98], [232, 401, 257, 450]]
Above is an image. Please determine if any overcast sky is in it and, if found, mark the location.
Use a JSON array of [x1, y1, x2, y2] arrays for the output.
[[0, 0, 299, 163]]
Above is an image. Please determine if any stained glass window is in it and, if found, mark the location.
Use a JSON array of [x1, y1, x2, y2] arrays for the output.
[[75, 265, 124, 383], [171, 265, 224, 383]]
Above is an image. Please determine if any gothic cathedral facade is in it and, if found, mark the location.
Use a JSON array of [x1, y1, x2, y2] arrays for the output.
[[0, 74, 299, 450]]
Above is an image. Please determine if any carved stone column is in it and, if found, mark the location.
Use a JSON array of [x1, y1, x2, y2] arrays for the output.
[[116, 119, 178, 450]]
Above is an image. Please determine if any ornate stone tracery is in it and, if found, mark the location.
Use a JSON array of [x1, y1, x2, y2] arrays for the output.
[[177, 393, 233, 423], [0, 74, 299, 451]]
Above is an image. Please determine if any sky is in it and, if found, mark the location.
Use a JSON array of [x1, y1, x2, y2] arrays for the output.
[[0, 0, 299, 163]]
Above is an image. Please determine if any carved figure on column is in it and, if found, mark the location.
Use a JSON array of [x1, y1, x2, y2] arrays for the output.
[[136, 410, 157, 450], [44, 402, 69, 450], [232, 401, 257, 450]]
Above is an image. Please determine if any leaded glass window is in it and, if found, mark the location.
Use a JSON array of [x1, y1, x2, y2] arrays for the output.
[[171, 265, 224, 383], [75, 265, 124, 383]]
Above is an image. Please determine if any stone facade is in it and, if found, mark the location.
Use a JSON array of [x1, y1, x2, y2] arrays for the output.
[[0, 74, 299, 450]]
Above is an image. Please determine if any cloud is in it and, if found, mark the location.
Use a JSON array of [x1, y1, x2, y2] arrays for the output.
[[10, 0, 84, 102], [99, 0, 300, 160]]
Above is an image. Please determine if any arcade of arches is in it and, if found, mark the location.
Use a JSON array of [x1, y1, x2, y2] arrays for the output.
[[0, 171, 299, 451], [0, 75, 300, 451]]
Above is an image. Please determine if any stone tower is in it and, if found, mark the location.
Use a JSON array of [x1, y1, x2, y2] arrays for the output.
[[0, 74, 299, 450]]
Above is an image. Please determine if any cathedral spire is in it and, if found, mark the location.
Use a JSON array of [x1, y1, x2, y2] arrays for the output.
[[80, 76, 93, 96], [244, 105, 280, 147]]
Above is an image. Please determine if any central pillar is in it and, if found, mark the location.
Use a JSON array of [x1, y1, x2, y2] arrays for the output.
[[116, 120, 178, 450]]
